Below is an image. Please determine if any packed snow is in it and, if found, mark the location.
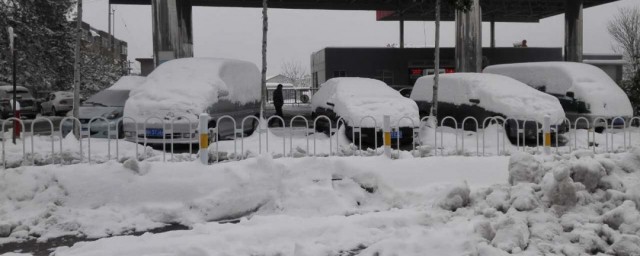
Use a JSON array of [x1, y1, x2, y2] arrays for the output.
[[123, 58, 261, 120], [310, 78, 420, 127], [483, 62, 633, 117], [3, 147, 640, 255], [104, 76, 146, 91], [410, 73, 566, 125]]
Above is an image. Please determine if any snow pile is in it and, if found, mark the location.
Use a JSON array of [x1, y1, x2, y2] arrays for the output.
[[410, 73, 566, 125], [124, 58, 261, 120], [465, 148, 640, 255], [106, 76, 146, 91], [0, 155, 510, 255], [484, 62, 633, 117], [1, 134, 160, 168], [311, 78, 419, 127]]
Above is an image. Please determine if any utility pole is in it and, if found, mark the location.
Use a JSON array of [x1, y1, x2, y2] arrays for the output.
[[73, 0, 83, 138], [7, 26, 17, 144], [260, 0, 268, 120], [432, 0, 441, 118]]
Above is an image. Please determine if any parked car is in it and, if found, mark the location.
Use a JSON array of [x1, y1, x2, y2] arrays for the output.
[[310, 77, 420, 146], [123, 58, 261, 145], [391, 85, 413, 98], [0, 84, 37, 119], [484, 62, 633, 132], [61, 76, 146, 138], [410, 73, 566, 142], [40, 91, 74, 116]]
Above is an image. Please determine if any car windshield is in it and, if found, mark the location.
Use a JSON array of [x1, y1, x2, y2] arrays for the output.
[[83, 90, 130, 107]]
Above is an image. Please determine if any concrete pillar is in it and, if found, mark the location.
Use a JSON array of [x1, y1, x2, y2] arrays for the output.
[[564, 0, 583, 62], [152, 0, 194, 67], [455, 0, 482, 72], [490, 19, 495, 48], [399, 18, 405, 48]]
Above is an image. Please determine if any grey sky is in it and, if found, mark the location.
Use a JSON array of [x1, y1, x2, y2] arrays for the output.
[[83, 0, 639, 75]]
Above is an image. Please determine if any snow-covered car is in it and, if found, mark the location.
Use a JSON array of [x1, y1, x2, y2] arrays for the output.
[[484, 62, 633, 132], [40, 91, 74, 116], [61, 76, 146, 138], [0, 84, 37, 119], [410, 73, 566, 142], [310, 77, 420, 145], [123, 58, 261, 145]]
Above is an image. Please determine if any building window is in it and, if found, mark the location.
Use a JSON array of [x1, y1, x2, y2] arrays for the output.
[[312, 72, 318, 88], [121, 44, 128, 55], [333, 71, 346, 78], [375, 70, 394, 85], [102, 37, 109, 48]]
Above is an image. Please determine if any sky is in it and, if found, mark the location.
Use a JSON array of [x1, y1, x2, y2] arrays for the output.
[[82, 0, 639, 75]]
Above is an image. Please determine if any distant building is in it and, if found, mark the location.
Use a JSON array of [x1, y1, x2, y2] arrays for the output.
[[583, 54, 626, 84], [80, 22, 128, 74]]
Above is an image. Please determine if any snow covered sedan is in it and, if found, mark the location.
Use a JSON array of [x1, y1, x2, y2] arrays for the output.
[[410, 73, 566, 143], [484, 62, 633, 132], [310, 77, 420, 146], [61, 76, 146, 138], [123, 58, 261, 145]]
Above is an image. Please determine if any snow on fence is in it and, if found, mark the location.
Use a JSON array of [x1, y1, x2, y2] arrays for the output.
[[2, 115, 640, 168]]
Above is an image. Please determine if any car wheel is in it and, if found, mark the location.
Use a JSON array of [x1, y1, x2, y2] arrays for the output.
[[244, 117, 258, 137]]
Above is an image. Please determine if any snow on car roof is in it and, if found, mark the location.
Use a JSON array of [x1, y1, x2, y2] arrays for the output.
[[410, 73, 566, 124], [107, 76, 147, 91], [125, 58, 261, 119], [484, 62, 633, 117], [311, 77, 419, 127]]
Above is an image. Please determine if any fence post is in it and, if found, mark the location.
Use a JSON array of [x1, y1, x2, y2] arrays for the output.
[[543, 115, 551, 155], [199, 113, 210, 164], [383, 115, 391, 158]]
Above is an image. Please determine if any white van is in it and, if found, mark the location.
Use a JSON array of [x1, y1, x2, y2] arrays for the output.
[[484, 62, 633, 131], [123, 58, 261, 144], [410, 73, 566, 141]]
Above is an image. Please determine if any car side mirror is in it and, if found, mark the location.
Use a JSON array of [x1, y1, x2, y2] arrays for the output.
[[326, 102, 335, 107], [537, 86, 546, 92], [218, 90, 230, 98], [566, 91, 575, 98], [469, 99, 480, 104]]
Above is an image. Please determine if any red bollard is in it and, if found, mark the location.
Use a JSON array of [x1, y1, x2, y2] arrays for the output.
[[13, 110, 20, 139]]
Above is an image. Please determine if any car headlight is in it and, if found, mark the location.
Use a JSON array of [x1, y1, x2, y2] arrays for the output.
[[105, 110, 122, 120]]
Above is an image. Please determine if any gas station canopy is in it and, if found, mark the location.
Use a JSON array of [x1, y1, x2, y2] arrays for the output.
[[110, 0, 617, 22]]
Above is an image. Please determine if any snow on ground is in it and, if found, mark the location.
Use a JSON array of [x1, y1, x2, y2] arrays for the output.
[[3, 123, 640, 167], [0, 155, 508, 255], [2, 148, 640, 255]]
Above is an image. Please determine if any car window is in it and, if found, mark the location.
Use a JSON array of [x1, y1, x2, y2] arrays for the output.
[[84, 90, 130, 107], [50, 94, 55, 101]]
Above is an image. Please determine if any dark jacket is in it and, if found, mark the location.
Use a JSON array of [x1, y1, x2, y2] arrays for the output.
[[273, 87, 284, 107]]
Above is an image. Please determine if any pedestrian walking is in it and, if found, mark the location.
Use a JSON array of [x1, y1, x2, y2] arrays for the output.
[[272, 84, 284, 126]]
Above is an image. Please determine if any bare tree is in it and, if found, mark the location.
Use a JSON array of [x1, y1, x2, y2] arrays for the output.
[[608, 6, 640, 114], [281, 60, 309, 87], [608, 6, 640, 78]]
